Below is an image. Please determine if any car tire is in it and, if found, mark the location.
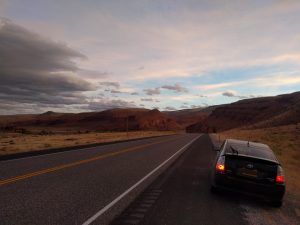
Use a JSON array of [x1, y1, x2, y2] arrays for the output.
[[210, 185, 219, 194], [271, 201, 282, 207]]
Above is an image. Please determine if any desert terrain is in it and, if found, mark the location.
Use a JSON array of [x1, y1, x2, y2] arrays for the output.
[[0, 131, 177, 156], [1, 91, 299, 224], [0, 107, 208, 155], [1, 92, 299, 159]]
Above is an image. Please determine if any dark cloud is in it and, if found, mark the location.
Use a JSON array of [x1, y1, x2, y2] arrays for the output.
[[143, 88, 161, 95], [0, 91, 87, 105], [85, 99, 136, 111], [0, 19, 95, 114], [143, 84, 188, 95], [0, 100, 43, 115], [98, 81, 120, 89], [141, 98, 154, 102], [222, 91, 235, 97], [0, 20, 86, 72], [131, 92, 139, 95], [140, 98, 160, 102], [161, 83, 188, 93], [0, 98, 85, 115], [79, 69, 110, 79], [111, 90, 125, 94], [222, 91, 259, 99], [195, 94, 207, 98]]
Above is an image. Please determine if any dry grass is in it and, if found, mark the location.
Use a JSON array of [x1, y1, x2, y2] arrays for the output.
[[0, 131, 177, 156], [218, 123, 300, 205]]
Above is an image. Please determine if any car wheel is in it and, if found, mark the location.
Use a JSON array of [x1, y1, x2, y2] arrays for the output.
[[271, 201, 282, 207], [210, 185, 219, 194]]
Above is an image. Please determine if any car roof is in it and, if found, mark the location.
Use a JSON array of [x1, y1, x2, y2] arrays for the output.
[[223, 139, 278, 162]]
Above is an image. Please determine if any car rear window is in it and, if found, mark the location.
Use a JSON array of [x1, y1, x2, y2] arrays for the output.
[[224, 140, 278, 162]]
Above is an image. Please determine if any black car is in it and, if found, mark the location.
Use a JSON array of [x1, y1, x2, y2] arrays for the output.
[[211, 139, 285, 207]]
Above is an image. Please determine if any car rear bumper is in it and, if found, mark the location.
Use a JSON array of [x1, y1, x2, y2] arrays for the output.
[[213, 173, 285, 201]]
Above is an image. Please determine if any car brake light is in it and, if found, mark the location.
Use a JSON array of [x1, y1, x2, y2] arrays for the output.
[[276, 166, 285, 184], [276, 175, 284, 183], [216, 163, 225, 171], [216, 156, 225, 173]]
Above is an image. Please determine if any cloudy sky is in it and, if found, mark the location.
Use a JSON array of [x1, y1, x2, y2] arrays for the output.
[[1, 0, 300, 114]]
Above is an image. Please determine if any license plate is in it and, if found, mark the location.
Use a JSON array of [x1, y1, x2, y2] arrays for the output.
[[237, 168, 258, 178]]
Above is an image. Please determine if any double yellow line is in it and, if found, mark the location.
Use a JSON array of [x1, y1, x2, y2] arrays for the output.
[[0, 137, 175, 187]]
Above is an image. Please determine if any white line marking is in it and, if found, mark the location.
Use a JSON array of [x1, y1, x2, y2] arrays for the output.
[[82, 135, 201, 225]]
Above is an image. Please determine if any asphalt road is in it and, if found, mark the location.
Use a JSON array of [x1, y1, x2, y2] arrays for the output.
[[0, 134, 200, 225], [112, 134, 248, 225]]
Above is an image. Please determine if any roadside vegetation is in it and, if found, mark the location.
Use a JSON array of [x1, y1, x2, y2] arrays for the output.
[[0, 130, 177, 156], [218, 123, 300, 211]]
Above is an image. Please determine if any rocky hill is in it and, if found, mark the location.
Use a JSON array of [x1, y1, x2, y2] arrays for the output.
[[2, 91, 299, 134], [0, 108, 182, 132], [186, 91, 300, 133], [164, 106, 220, 127]]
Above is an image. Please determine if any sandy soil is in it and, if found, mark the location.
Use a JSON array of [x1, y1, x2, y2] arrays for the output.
[[0, 131, 178, 156]]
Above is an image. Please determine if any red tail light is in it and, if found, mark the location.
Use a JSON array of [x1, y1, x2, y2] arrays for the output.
[[276, 166, 285, 184], [216, 163, 225, 172], [276, 175, 284, 183], [216, 156, 225, 174]]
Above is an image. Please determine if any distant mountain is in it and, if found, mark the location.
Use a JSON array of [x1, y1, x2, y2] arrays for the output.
[[77, 108, 182, 131], [3, 91, 298, 134], [0, 108, 182, 132], [163, 105, 221, 127], [186, 91, 300, 133]]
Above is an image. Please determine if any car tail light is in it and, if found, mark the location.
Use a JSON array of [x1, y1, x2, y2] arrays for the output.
[[276, 166, 285, 184], [216, 156, 225, 174]]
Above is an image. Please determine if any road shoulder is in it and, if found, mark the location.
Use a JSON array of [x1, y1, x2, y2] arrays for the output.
[[112, 134, 248, 225]]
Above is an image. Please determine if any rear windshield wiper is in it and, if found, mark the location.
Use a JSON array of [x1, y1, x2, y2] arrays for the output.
[[230, 146, 239, 155]]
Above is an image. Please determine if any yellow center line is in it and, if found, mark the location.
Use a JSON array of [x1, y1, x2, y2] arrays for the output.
[[0, 137, 176, 186]]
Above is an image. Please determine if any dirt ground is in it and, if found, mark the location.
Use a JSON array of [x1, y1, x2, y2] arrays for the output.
[[0, 130, 177, 156]]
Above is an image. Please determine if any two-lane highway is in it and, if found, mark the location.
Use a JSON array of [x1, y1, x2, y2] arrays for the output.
[[0, 134, 200, 225]]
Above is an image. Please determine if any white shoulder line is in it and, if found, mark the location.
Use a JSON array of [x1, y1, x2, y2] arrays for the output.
[[82, 135, 201, 225]]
